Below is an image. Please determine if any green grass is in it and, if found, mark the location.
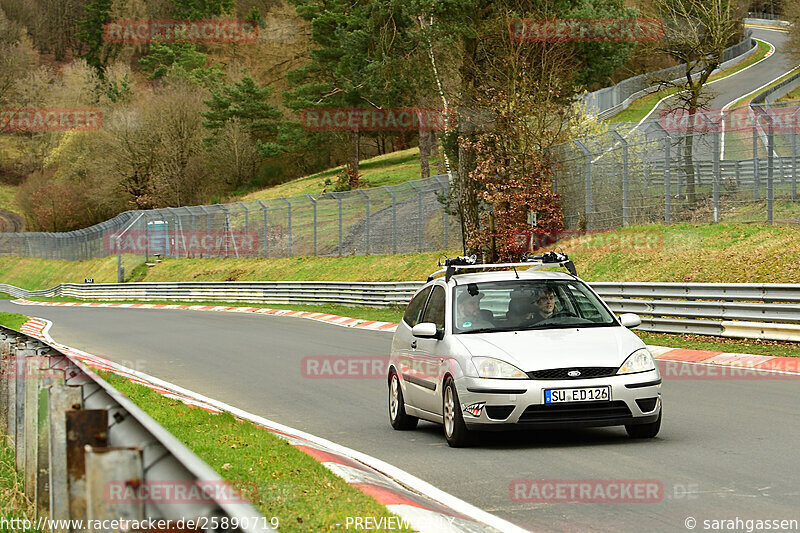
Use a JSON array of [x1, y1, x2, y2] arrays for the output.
[[607, 40, 771, 124], [0, 313, 28, 331], [0, 255, 145, 290], [237, 148, 440, 203], [0, 184, 20, 216], [0, 436, 36, 527], [97, 371, 413, 533]]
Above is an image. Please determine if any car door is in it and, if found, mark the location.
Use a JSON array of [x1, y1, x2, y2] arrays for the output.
[[410, 284, 447, 414], [393, 286, 432, 409]]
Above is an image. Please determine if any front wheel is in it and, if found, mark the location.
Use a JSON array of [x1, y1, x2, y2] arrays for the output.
[[389, 372, 418, 430], [443, 378, 472, 447], [626, 409, 662, 439]]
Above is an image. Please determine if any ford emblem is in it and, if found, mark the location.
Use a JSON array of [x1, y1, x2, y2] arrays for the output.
[[567, 370, 581, 377]]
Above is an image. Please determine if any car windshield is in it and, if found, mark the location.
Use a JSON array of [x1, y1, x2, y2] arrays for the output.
[[453, 279, 617, 334]]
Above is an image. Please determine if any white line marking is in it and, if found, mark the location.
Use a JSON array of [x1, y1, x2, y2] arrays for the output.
[[30, 317, 526, 533]]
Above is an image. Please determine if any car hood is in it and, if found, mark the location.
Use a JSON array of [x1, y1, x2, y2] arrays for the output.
[[453, 326, 644, 371]]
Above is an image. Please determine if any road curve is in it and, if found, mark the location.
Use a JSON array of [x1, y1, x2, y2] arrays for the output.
[[3, 301, 798, 533]]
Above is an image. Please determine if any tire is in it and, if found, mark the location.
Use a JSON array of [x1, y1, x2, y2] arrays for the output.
[[626, 409, 662, 439], [443, 377, 472, 447], [389, 372, 418, 430]]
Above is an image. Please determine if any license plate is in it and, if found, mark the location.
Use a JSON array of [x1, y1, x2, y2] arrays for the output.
[[544, 386, 610, 404]]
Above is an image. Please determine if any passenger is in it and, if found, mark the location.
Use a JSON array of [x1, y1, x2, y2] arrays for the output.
[[457, 291, 493, 330]]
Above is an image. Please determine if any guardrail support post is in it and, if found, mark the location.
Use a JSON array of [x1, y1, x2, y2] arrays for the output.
[[85, 447, 144, 526], [49, 385, 83, 529], [66, 410, 109, 523]]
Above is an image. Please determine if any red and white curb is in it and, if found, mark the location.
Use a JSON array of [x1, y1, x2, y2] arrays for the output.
[[649, 345, 800, 374], [18, 317, 526, 533], [12, 299, 399, 332]]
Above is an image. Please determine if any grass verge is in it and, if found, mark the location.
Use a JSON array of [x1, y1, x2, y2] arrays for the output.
[[638, 331, 800, 358], [96, 370, 413, 533], [606, 39, 771, 124], [0, 312, 35, 527], [0, 437, 36, 526], [0, 313, 28, 332], [236, 148, 439, 202]]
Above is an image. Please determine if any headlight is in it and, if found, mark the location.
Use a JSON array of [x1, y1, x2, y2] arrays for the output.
[[472, 357, 527, 379], [617, 348, 656, 375]]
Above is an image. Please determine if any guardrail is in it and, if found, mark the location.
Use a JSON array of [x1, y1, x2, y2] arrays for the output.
[[0, 323, 271, 532], [4, 280, 800, 341]]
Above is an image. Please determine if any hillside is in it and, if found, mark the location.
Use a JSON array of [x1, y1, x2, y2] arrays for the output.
[[0, 224, 798, 290]]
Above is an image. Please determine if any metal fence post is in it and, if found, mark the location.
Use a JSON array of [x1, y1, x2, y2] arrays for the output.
[[664, 134, 672, 224], [713, 128, 721, 223], [767, 115, 774, 223], [434, 176, 448, 249], [358, 190, 370, 254], [257, 200, 268, 258], [238, 201, 249, 233], [383, 186, 397, 254], [793, 109, 799, 202], [753, 119, 760, 200], [332, 193, 343, 255], [409, 182, 423, 252], [610, 131, 629, 226], [306, 194, 317, 256], [280, 197, 292, 256], [573, 140, 592, 230]]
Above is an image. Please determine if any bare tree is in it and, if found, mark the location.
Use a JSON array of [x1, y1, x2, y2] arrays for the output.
[[650, 0, 741, 204]]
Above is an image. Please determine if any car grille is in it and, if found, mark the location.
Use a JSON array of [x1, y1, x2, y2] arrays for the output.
[[518, 400, 631, 423], [526, 367, 618, 380]]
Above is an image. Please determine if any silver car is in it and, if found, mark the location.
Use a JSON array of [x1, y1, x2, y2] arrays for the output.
[[388, 263, 662, 447]]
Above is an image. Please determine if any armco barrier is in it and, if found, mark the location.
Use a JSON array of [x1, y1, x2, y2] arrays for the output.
[[0, 323, 271, 531], [4, 280, 800, 341]]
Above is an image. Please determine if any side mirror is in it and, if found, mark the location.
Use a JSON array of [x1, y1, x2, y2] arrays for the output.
[[619, 313, 642, 328], [411, 322, 440, 339]]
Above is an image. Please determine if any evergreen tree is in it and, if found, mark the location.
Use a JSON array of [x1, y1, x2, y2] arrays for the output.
[[77, 0, 113, 72]]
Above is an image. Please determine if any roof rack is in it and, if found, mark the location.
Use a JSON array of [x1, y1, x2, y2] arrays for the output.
[[426, 252, 577, 282]]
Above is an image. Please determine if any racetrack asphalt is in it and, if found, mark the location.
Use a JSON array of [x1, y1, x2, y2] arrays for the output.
[[3, 300, 797, 533]]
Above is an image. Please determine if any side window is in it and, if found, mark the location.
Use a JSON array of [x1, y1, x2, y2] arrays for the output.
[[421, 286, 446, 330], [403, 286, 432, 327]]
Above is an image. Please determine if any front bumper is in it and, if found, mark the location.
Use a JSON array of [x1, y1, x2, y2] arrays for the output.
[[456, 371, 661, 430]]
